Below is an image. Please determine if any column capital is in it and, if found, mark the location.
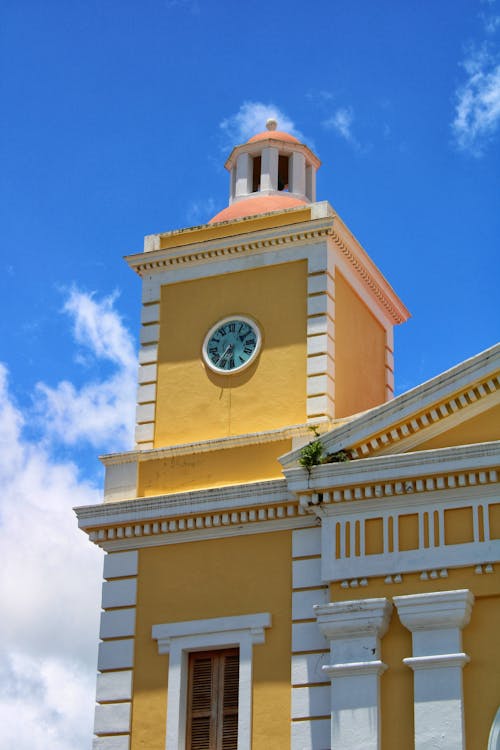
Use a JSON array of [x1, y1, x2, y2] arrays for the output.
[[393, 589, 474, 632], [314, 597, 393, 641]]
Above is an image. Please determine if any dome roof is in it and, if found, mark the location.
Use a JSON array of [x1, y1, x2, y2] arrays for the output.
[[209, 194, 307, 224], [247, 130, 301, 144]]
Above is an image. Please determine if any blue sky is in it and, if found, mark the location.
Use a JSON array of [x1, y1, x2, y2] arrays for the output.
[[1, 1, 499, 747]]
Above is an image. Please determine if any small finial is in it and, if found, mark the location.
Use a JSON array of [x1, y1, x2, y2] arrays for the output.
[[266, 118, 278, 131]]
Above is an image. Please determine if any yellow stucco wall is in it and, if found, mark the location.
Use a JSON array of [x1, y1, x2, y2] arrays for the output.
[[137, 439, 290, 496], [334, 270, 387, 418], [154, 262, 307, 446], [412, 402, 500, 452], [131, 531, 292, 750]]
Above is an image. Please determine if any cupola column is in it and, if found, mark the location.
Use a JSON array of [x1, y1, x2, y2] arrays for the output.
[[289, 151, 306, 196], [306, 164, 316, 202], [235, 152, 252, 198], [260, 147, 279, 192]]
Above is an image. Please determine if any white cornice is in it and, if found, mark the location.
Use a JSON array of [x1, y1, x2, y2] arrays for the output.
[[125, 214, 333, 275], [75, 478, 288, 529], [281, 342, 500, 468], [330, 217, 410, 324], [285, 440, 500, 496], [100, 421, 332, 467], [224, 139, 321, 170]]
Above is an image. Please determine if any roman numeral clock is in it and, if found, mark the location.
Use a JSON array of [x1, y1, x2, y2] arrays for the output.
[[203, 317, 261, 373]]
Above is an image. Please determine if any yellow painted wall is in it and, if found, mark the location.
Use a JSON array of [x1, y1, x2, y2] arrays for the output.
[[334, 270, 387, 418], [137, 439, 290, 496], [155, 262, 307, 446], [131, 531, 292, 750], [412, 402, 500, 452]]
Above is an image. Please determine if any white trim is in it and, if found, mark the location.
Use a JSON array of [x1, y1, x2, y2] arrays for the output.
[[314, 598, 392, 750], [488, 708, 500, 750], [282, 342, 500, 467], [394, 590, 474, 750], [93, 736, 130, 750], [100, 422, 329, 466], [152, 613, 271, 750]]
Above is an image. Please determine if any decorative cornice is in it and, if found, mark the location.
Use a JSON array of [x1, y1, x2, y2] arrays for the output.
[[281, 343, 500, 468], [330, 222, 409, 324], [125, 217, 334, 276], [286, 441, 500, 506], [100, 421, 332, 467], [74, 478, 316, 549]]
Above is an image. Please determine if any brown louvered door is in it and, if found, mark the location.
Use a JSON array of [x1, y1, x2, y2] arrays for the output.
[[186, 649, 239, 750]]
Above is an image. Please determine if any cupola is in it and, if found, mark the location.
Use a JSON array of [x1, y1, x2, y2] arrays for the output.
[[210, 118, 321, 223]]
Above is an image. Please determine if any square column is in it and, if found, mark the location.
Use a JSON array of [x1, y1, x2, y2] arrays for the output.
[[394, 590, 474, 750], [289, 152, 306, 196], [305, 165, 316, 201], [235, 152, 252, 198], [260, 147, 278, 192], [314, 598, 392, 750]]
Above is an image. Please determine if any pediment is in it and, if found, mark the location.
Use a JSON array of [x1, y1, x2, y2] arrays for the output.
[[281, 343, 500, 467]]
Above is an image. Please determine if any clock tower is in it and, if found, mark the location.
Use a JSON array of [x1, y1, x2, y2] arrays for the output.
[[106, 118, 409, 502], [76, 122, 500, 750]]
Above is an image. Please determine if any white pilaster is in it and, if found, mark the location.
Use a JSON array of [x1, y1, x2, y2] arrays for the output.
[[289, 151, 306, 196], [394, 589, 474, 750], [306, 165, 316, 202], [260, 147, 279, 192], [235, 152, 252, 197], [314, 598, 392, 750]]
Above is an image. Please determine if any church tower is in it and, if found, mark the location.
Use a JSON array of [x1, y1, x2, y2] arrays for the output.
[[77, 121, 500, 750]]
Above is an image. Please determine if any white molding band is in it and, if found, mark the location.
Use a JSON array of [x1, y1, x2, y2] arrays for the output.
[[394, 589, 474, 750], [152, 613, 271, 750], [314, 598, 392, 750]]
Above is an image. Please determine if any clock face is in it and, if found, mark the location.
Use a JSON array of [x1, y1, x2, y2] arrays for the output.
[[203, 316, 261, 374]]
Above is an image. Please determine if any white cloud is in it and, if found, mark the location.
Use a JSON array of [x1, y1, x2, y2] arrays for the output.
[[186, 197, 216, 224], [0, 291, 137, 749], [35, 289, 137, 449], [220, 101, 307, 145], [452, 46, 500, 155], [323, 106, 362, 151]]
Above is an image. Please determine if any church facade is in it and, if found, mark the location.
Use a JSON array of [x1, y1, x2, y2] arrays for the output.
[[76, 120, 500, 750]]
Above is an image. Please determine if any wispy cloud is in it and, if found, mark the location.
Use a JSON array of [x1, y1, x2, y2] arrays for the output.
[[165, 0, 200, 14], [186, 197, 216, 224], [35, 289, 137, 449], [0, 290, 137, 749], [323, 106, 363, 151], [451, 45, 500, 156], [220, 101, 307, 146]]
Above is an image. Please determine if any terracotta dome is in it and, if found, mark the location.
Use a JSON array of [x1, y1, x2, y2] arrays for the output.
[[247, 130, 301, 144], [209, 194, 307, 224]]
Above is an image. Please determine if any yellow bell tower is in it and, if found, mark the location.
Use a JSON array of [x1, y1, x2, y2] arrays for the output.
[[107, 119, 409, 500]]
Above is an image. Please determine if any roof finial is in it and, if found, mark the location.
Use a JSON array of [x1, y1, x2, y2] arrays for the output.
[[266, 117, 278, 131]]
